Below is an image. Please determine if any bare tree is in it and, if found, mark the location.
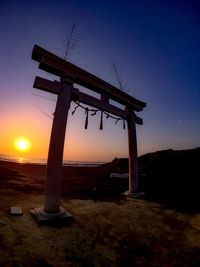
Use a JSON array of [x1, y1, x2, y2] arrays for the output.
[[111, 62, 129, 92], [64, 23, 79, 61], [33, 24, 79, 120]]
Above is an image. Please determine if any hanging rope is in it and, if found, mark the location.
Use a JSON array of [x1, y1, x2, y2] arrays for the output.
[[84, 107, 89, 129], [91, 110, 98, 116], [71, 103, 80, 115], [71, 101, 126, 130], [100, 110, 103, 130], [115, 118, 120, 125], [123, 119, 126, 129]]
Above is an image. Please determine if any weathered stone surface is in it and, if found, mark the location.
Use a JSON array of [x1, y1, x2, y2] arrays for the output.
[[10, 207, 23, 216]]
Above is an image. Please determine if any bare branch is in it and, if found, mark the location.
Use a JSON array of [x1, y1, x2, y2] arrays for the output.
[[111, 62, 131, 93], [32, 24, 79, 121], [64, 23, 78, 61], [112, 63, 123, 91], [111, 62, 130, 93], [32, 91, 56, 120], [33, 105, 53, 120], [31, 91, 56, 102]]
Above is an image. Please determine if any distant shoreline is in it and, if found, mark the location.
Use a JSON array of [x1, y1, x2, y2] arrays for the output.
[[0, 155, 104, 167]]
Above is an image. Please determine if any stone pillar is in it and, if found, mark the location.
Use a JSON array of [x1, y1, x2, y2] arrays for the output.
[[31, 77, 73, 224], [44, 77, 73, 213], [127, 109, 138, 194]]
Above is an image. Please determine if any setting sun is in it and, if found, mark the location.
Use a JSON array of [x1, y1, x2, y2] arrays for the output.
[[14, 138, 31, 152]]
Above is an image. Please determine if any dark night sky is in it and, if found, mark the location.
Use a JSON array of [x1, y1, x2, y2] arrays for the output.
[[0, 0, 199, 162]]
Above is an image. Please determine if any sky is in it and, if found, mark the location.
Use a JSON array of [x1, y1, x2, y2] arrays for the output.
[[0, 0, 200, 162]]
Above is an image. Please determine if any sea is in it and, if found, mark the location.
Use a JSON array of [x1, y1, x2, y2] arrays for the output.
[[0, 154, 104, 167]]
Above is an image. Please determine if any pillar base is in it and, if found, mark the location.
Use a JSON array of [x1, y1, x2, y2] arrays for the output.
[[123, 191, 145, 198], [30, 206, 73, 226]]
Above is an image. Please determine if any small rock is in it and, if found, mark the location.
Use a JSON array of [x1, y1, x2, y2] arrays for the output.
[[10, 207, 23, 216]]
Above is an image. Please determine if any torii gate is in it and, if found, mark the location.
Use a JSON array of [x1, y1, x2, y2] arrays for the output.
[[31, 45, 146, 223]]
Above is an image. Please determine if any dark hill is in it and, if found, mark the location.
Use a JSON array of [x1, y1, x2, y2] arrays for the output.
[[138, 148, 200, 212], [112, 148, 200, 212]]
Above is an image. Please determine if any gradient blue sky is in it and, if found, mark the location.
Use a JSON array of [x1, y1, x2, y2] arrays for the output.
[[0, 0, 199, 162]]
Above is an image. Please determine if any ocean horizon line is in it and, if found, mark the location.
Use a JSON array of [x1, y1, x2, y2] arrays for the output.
[[0, 154, 105, 167]]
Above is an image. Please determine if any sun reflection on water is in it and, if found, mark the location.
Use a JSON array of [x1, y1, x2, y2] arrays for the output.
[[18, 157, 24, 163]]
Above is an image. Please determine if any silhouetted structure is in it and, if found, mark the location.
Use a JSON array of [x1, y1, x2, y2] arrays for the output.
[[31, 44, 146, 223]]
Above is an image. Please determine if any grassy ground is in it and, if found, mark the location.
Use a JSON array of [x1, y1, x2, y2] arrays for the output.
[[0, 161, 200, 267]]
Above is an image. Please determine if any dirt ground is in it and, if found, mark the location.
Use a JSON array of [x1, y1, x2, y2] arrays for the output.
[[0, 160, 200, 267]]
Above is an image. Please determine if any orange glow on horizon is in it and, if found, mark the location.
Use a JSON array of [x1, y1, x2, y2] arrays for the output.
[[0, 110, 51, 159], [0, 108, 129, 162]]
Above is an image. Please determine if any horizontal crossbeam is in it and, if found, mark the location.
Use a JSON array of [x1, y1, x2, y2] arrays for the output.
[[33, 76, 61, 94], [32, 45, 146, 112], [33, 76, 143, 125]]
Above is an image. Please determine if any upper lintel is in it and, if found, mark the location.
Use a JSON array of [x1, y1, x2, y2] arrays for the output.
[[32, 44, 146, 112]]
